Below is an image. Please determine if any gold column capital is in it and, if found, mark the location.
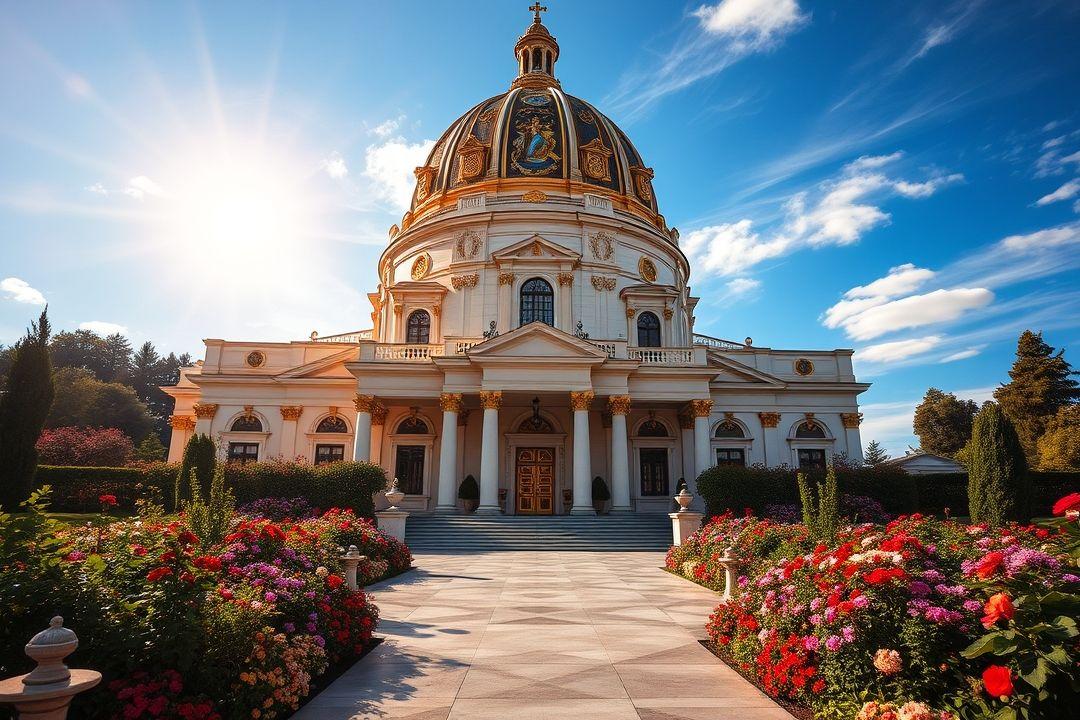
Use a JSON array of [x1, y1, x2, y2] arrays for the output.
[[557, 272, 574, 287], [607, 395, 631, 416], [354, 394, 377, 413], [758, 411, 781, 428], [689, 399, 713, 418], [440, 392, 464, 413], [192, 402, 218, 419], [841, 412, 863, 429], [279, 405, 303, 421], [371, 403, 388, 427], [570, 390, 595, 411], [677, 411, 694, 430], [480, 391, 503, 410], [498, 272, 516, 286], [169, 415, 196, 431]]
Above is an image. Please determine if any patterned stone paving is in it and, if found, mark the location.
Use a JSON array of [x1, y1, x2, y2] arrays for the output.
[[292, 552, 790, 720]]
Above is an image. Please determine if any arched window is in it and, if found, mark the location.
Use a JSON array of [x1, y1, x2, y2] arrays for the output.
[[231, 415, 263, 432], [406, 310, 431, 344], [637, 418, 669, 437], [315, 416, 348, 434], [795, 421, 827, 439], [714, 420, 744, 438], [637, 312, 661, 347], [396, 416, 430, 435], [520, 277, 554, 326], [532, 47, 542, 71]]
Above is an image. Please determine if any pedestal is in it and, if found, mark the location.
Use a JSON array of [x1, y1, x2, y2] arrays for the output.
[[668, 511, 703, 546], [375, 509, 409, 543], [0, 670, 101, 720]]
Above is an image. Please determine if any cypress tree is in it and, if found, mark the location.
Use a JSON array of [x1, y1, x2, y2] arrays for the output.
[[175, 433, 217, 510], [0, 309, 56, 509], [968, 403, 1028, 525]]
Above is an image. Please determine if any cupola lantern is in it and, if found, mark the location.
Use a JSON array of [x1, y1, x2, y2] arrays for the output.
[[513, 3, 560, 89]]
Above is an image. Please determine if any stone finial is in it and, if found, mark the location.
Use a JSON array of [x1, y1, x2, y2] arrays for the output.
[[340, 545, 368, 592], [0, 617, 102, 720], [23, 617, 77, 686]]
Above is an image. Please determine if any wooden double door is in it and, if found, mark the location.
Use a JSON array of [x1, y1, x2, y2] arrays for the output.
[[516, 447, 555, 515]]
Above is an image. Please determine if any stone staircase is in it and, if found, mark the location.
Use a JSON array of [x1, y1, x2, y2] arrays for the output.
[[404, 513, 674, 552]]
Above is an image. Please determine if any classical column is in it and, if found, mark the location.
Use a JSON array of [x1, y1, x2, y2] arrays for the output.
[[353, 394, 376, 462], [456, 409, 469, 482], [691, 398, 714, 485], [477, 391, 503, 514], [841, 412, 864, 463], [608, 395, 632, 513], [759, 412, 782, 467], [370, 403, 388, 464], [570, 390, 596, 515], [436, 393, 464, 512], [192, 402, 218, 436], [279, 406, 303, 458], [678, 411, 695, 486]]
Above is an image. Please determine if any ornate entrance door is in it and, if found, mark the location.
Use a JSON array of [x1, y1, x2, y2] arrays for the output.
[[516, 447, 554, 515]]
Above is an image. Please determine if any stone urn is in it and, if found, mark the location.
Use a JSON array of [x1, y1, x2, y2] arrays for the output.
[[24, 617, 78, 686], [674, 487, 694, 512], [385, 478, 405, 510]]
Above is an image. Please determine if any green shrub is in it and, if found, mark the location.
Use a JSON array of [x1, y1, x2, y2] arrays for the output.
[[968, 403, 1029, 525], [32, 464, 172, 512], [183, 465, 235, 549], [176, 434, 216, 509], [224, 460, 386, 517], [798, 467, 839, 542], [458, 475, 479, 501]]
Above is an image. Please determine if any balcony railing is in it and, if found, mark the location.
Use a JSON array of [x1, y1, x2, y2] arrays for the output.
[[373, 344, 445, 361], [692, 333, 748, 350], [628, 347, 695, 365], [311, 329, 373, 344]]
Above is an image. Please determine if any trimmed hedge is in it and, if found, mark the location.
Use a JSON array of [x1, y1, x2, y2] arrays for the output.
[[696, 464, 1079, 519], [33, 460, 388, 516]]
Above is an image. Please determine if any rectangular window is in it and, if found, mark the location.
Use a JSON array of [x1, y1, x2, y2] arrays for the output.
[[798, 448, 827, 471], [314, 444, 345, 465], [639, 448, 669, 497], [394, 445, 425, 495], [715, 448, 746, 466], [227, 442, 259, 464]]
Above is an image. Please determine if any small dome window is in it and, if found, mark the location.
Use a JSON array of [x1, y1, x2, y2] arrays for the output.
[[406, 310, 431, 344], [637, 312, 661, 347], [231, 415, 263, 432]]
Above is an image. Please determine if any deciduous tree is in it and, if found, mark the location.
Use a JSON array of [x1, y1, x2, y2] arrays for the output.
[[1036, 404, 1080, 470], [47, 367, 154, 441], [913, 388, 978, 457]]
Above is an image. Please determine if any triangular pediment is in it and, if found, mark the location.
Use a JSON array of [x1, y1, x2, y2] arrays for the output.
[[705, 351, 786, 387], [492, 234, 581, 264], [276, 348, 358, 379], [466, 322, 608, 362]]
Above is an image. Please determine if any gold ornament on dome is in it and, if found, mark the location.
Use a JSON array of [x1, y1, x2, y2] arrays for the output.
[[576, 108, 595, 124], [629, 166, 655, 203], [579, 138, 613, 182], [245, 350, 266, 368], [588, 231, 614, 260], [794, 358, 814, 376], [456, 136, 487, 182], [638, 256, 658, 283], [411, 253, 432, 281], [456, 230, 482, 259], [413, 166, 435, 202], [522, 190, 547, 203], [591, 276, 616, 292]]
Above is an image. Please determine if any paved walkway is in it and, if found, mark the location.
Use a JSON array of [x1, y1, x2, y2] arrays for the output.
[[294, 552, 790, 720]]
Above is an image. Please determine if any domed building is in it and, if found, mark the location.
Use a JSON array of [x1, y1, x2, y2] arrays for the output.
[[164, 8, 868, 516]]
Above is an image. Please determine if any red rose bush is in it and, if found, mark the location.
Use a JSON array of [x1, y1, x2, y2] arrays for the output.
[[669, 502, 1079, 719]]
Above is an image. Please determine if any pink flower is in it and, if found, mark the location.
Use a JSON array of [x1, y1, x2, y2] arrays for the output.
[[873, 648, 902, 675], [898, 702, 933, 720]]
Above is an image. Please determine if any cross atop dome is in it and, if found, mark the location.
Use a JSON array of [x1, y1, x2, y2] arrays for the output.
[[514, 3, 560, 89]]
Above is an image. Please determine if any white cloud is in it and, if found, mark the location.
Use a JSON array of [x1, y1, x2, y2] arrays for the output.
[[123, 175, 164, 201], [321, 151, 349, 180], [845, 152, 904, 172], [370, 116, 404, 138], [830, 287, 993, 341], [85, 182, 108, 196], [78, 320, 128, 336], [362, 137, 435, 211], [693, 0, 808, 43], [681, 219, 791, 276], [859, 335, 942, 363], [893, 173, 964, 198], [844, 263, 936, 300], [724, 277, 761, 296], [1000, 222, 1080, 251], [1035, 178, 1080, 206], [1042, 136, 1066, 151], [940, 346, 984, 363], [0, 277, 46, 305]]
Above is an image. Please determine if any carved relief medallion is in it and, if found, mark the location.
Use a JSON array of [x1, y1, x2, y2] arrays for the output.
[[588, 231, 614, 261], [794, 358, 814, 376], [522, 190, 547, 203], [411, 253, 432, 281], [245, 350, 266, 368], [456, 230, 483, 259], [638, 256, 658, 283]]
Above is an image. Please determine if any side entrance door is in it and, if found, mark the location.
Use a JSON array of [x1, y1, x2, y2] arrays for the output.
[[516, 447, 555, 515]]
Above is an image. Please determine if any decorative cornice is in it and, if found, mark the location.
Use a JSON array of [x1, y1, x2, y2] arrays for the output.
[[557, 272, 574, 287], [607, 395, 631, 416], [841, 412, 863, 429], [169, 415, 196, 431], [192, 402, 218, 419], [439, 392, 464, 414], [522, 190, 547, 203], [451, 273, 479, 290], [279, 405, 303, 421], [354, 394, 377, 413], [480, 391, 503, 410], [569, 390, 595, 411], [498, 272, 516, 286], [689, 399, 714, 419], [758, 412, 781, 429]]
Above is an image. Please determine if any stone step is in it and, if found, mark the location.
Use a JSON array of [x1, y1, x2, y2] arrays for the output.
[[403, 514, 675, 552]]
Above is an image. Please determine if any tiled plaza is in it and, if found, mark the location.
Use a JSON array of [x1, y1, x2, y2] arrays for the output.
[[293, 551, 790, 720]]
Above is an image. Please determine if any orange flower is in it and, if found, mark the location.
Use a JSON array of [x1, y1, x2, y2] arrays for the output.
[[973, 551, 1004, 579], [981, 593, 1015, 628]]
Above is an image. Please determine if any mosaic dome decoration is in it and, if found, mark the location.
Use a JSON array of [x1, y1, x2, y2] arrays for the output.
[[406, 9, 659, 220]]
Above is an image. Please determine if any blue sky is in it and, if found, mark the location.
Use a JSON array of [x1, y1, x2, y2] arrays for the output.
[[1, 0, 1078, 455]]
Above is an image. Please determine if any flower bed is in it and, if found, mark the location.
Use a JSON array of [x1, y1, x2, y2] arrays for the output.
[[0, 491, 412, 719], [667, 498, 1080, 719]]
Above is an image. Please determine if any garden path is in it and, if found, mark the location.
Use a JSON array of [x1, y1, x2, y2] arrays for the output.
[[293, 551, 790, 720]]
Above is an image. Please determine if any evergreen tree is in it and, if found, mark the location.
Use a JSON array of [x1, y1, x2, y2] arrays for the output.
[[994, 331, 1079, 464], [133, 434, 167, 463], [130, 341, 162, 405], [1036, 404, 1080, 470], [101, 333, 133, 383], [968, 402, 1029, 526], [176, 434, 216, 510], [863, 440, 890, 466], [0, 309, 56, 509], [913, 388, 979, 457]]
